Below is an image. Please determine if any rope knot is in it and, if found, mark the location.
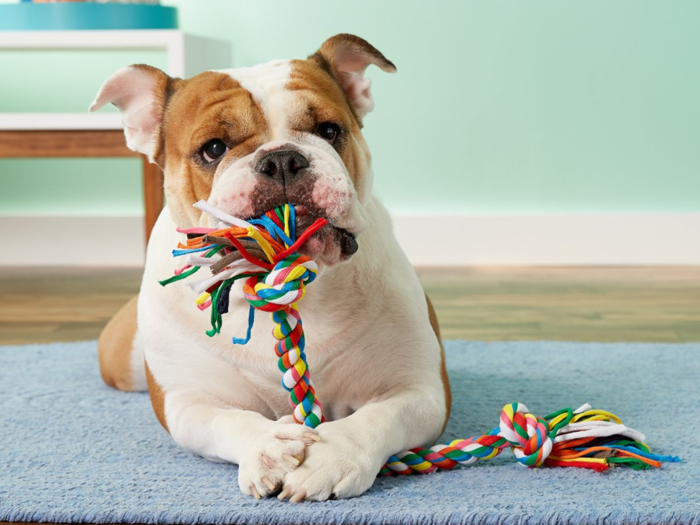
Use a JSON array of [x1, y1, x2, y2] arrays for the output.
[[242, 254, 318, 312], [499, 403, 557, 467]]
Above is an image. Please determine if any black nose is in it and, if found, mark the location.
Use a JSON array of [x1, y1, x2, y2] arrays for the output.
[[255, 150, 310, 184]]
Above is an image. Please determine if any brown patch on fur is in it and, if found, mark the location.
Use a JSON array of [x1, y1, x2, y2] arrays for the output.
[[288, 59, 372, 189], [159, 71, 268, 226], [145, 361, 170, 433], [98, 295, 140, 392], [426, 293, 452, 436]]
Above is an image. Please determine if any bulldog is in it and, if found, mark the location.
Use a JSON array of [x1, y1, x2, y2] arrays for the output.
[[93, 34, 451, 501]]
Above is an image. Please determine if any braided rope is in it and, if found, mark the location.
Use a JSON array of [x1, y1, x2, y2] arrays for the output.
[[243, 256, 324, 427], [162, 201, 680, 475]]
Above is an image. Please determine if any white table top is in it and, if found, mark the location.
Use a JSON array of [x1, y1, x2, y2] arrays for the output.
[[0, 113, 123, 131], [0, 29, 186, 49]]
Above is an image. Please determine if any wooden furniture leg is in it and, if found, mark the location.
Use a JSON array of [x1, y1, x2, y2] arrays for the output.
[[142, 157, 164, 245], [1, 129, 163, 248]]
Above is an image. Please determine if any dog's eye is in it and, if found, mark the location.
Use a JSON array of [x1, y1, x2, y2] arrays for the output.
[[201, 139, 229, 163], [316, 122, 340, 145]]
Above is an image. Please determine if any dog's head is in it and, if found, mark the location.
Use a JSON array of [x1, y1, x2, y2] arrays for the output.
[[90, 34, 395, 265]]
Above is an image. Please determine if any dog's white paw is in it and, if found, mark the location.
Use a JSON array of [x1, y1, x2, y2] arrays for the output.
[[278, 422, 380, 502], [238, 416, 320, 499]]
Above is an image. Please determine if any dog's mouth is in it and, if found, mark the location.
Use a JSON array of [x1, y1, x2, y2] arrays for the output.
[[232, 203, 357, 264], [195, 202, 358, 276]]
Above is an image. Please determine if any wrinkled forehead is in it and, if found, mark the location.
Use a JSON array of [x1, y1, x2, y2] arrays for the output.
[[221, 58, 350, 116], [164, 59, 352, 143]]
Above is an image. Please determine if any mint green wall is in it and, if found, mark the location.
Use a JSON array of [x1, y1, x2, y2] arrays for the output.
[[1, 0, 699, 216]]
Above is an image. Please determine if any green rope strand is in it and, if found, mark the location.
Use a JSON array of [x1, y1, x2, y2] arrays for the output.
[[158, 245, 224, 286]]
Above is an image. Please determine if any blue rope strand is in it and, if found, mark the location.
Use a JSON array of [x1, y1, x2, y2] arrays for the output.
[[232, 305, 256, 345]]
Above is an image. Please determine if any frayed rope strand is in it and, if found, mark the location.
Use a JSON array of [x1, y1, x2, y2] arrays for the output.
[[159, 245, 224, 286]]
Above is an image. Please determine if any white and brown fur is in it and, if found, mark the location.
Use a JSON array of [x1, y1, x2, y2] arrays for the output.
[[93, 34, 451, 501]]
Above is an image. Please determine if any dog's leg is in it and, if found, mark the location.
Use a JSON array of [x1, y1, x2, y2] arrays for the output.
[[161, 390, 320, 498], [280, 387, 447, 501], [98, 295, 147, 392], [425, 292, 452, 435]]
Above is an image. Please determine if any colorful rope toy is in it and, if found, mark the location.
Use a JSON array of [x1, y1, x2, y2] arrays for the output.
[[162, 201, 680, 475], [379, 402, 679, 475]]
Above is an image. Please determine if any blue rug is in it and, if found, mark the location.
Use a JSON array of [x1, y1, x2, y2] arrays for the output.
[[0, 341, 697, 525]]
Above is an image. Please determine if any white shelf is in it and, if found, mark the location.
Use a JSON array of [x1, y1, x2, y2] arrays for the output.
[[0, 113, 123, 131], [0, 30, 186, 48], [0, 30, 231, 131]]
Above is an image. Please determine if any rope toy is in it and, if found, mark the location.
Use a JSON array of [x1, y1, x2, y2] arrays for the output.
[[161, 201, 680, 475], [380, 402, 679, 475]]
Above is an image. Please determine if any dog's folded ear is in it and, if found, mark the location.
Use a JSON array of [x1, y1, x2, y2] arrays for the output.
[[89, 64, 176, 163], [310, 34, 396, 121]]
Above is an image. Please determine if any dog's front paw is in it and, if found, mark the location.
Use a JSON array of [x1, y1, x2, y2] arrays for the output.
[[278, 422, 380, 502], [238, 416, 320, 499]]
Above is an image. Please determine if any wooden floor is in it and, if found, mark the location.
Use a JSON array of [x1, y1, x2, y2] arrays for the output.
[[1, 266, 699, 345], [416, 266, 700, 342]]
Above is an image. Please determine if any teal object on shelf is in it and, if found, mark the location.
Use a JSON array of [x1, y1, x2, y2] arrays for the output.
[[0, 3, 178, 31]]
